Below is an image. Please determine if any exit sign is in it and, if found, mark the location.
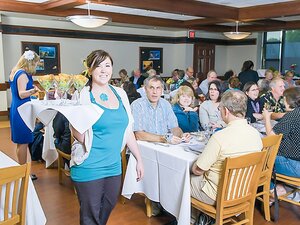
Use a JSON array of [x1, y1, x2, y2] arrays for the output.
[[188, 30, 196, 38]]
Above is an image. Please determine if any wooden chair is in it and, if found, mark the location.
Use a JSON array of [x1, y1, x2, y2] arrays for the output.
[[56, 135, 74, 185], [0, 163, 31, 225], [191, 151, 266, 225], [256, 134, 283, 221], [120, 147, 127, 204], [120, 147, 152, 217], [276, 174, 300, 206], [56, 148, 71, 184]]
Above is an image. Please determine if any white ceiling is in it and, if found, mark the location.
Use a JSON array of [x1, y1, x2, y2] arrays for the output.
[[76, 4, 202, 21], [197, 0, 293, 8]]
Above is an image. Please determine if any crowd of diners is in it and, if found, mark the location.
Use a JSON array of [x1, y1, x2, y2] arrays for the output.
[[118, 61, 299, 222], [9, 49, 299, 225]]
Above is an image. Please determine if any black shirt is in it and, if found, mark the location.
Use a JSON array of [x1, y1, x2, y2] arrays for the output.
[[273, 107, 300, 161], [246, 98, 262, 123], [238, 69, 259, 90]]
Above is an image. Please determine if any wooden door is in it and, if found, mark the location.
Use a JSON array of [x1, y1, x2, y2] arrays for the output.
[[193, 43, 215, 82]]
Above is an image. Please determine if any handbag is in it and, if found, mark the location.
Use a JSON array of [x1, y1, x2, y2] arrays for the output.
[[196, 213, 214, 225]]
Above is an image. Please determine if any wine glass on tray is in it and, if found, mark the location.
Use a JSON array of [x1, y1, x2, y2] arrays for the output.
[[55, 73, 73, 105], [73, 74, 89, 104], [37, 74, 54, 101]]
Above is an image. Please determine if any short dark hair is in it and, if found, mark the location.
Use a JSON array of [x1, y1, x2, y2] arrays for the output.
[[144, 75, 164, 88], [223, 70, 234, 80], [243, 81, 257, 93], [283, 87, 300, 109], [119, 69, 127, 75], [207, 80, 222, 102]]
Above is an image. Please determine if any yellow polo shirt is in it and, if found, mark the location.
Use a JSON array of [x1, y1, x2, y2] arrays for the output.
[[195, 119, 262, 200]]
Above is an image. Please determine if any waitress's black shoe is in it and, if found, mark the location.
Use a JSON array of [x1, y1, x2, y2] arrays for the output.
[[30, 174, 38, 181]]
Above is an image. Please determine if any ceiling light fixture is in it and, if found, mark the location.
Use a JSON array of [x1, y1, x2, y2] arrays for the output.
[[223, 21, 251, 40], [66, 1, 109, 28]]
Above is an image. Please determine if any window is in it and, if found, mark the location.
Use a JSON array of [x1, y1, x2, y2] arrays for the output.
[[262, 31, 282, 72], [262, 30, 300, 75], [282, 30, 300, 75]]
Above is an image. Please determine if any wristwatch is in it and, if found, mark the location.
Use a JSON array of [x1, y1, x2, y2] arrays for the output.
[[164, 133, 173, 143]]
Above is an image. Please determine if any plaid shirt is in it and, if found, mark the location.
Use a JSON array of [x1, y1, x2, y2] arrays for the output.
[[259, 91, 286, 113]]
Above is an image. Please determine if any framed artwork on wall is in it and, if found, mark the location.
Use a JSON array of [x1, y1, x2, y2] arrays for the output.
[[139, 47, 163, 74], [21, 42, 61, 75]]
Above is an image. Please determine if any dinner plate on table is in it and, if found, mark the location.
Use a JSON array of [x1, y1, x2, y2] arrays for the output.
[[183, 139, 206, 154]]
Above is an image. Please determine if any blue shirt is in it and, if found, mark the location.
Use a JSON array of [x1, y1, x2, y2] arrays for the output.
[[71, 88, 128, 182], [131, 97, 178, 135], [172, 103, 199, 132]]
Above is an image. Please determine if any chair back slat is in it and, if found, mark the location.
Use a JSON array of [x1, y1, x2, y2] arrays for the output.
[[0, 163, 31, 225], [12, 180, 21, 217], [254, 134, 283, 222], [260, 134, 282, 179], [218, 151, 266, 210], [226, 164, 257, 201]]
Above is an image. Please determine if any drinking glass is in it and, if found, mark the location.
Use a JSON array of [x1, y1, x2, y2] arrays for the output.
[[37, 74, 54, 101], [264, 102, 274, 112], [73, 74, 89, 104], [55, 74, 73, 104]]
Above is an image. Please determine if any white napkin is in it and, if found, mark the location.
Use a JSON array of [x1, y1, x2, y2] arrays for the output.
[[18, 100, 103, 134]]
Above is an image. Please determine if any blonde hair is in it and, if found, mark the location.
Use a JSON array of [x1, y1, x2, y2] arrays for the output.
[[171, 86, 194, 105], [273, 70, 282, 79], [9, 50, 40, 81], [285, 70, 294, 78]]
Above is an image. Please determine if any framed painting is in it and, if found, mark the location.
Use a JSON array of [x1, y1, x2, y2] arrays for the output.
[[21, 42, 61, 75], [140, 47, 163, 74]]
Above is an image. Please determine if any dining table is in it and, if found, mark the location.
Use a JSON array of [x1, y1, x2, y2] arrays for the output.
[[17, 99, 103, 167], [122, 140, 205, 225], [0, 151, 47, 225]]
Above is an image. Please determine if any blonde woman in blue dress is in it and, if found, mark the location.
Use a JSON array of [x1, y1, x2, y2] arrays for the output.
[[9, 50, 39, 166]]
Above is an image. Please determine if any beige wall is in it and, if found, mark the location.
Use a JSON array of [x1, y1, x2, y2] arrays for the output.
[[1, 14, 261, 107], [215, 35, 261, 76]]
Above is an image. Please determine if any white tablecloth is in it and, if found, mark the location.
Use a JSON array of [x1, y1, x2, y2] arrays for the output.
[[122, 141, 199, 225], [18, 100, 103, 167], [0, 151, 47, 225], [42, 119, 57, 168]]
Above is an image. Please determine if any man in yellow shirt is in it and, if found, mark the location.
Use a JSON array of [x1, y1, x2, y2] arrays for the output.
[[191, 90, 262, 205]]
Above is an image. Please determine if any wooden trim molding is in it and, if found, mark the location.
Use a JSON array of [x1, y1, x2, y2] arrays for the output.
[[0, 82, 10, 91], [0, 110, 9, 116], [1, 24, 256, 46]]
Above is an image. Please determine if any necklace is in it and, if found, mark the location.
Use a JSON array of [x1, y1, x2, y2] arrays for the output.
[[100, 93, 109, 101]]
